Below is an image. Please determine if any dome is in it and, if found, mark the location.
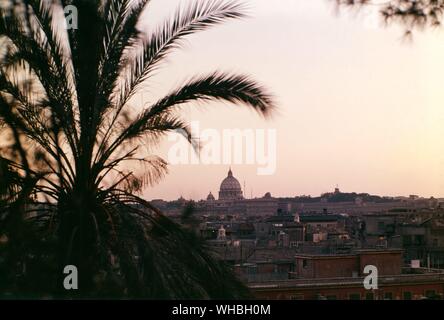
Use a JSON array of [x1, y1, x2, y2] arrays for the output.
[[219, 168, 243, 200], [220, 171, 241, 191], [206, 191, 215, 201], [220, 169, 242, 191]]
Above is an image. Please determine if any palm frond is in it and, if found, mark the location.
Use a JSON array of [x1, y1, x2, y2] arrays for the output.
[[98, 72, 273, 168], [116, 0, 246, 109], [93, 113, 196, 179], [104, 195, 251, 299]]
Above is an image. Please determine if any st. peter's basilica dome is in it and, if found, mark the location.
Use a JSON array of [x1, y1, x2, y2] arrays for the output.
[[218, 168, 243, 201]]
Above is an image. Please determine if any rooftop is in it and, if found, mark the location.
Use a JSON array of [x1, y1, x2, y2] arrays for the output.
[[249, 269, 444, 290], [299, 214, 344, 222]]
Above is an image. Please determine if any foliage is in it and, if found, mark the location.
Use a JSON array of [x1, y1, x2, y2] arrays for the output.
[[334, 0, 444, 36]]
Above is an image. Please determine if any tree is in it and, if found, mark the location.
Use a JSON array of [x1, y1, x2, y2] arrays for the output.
[[0, 0, 274, 298], [334, 0, 444, 36]]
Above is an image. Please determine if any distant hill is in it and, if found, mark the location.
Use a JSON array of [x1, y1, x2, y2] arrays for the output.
[[282, 192, 399, 203]]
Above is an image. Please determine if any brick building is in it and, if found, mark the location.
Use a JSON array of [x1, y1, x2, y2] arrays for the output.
[[250, 271, 444, 300], [248, 249, 444, 300], [293, 249, 403, 279]]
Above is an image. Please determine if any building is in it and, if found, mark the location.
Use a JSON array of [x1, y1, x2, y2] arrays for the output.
[[218, 168, 244, 201], [200, 168, 278, 217], [248, 249, 444, 300], [250, 271, 444, 300], [292, 249, 403, 279], [400, 217, 444, 268], [159, 170, 439, 218]]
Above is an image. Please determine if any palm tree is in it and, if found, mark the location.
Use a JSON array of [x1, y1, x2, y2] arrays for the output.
[[0, 0, 274, 298]]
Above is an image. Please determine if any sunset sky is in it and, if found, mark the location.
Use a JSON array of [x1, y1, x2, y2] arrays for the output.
[[135, 0, 444, 201]]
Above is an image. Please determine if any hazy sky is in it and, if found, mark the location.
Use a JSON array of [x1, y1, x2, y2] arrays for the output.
[[133, 0, 444, 201]]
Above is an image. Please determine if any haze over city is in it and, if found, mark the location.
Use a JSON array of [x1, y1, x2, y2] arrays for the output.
[[138, 0, 444, 201]]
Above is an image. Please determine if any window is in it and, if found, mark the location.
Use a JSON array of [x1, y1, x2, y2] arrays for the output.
[[403, 292, 412, 300], [326, 295, 337, 300], [302, 259, 308, 268], [290, 294, 304, 300], [365, 292, 374, 300], [384, 292, 393, 300], [349, 293, 360, 300]]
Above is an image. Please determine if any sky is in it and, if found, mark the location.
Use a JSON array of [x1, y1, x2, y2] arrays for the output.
[[132, 0, 444, 201]]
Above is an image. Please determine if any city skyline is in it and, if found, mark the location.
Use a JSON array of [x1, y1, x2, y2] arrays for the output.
[[140, 0, 444, 201], [148, 166, 442, 201]]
